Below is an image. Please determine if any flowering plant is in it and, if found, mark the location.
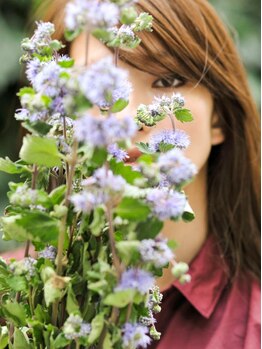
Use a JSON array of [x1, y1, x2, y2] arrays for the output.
[[0, 1, 196, 348]]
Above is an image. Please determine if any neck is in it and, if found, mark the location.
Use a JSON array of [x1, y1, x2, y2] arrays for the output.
[[156, 164, 209, 291]]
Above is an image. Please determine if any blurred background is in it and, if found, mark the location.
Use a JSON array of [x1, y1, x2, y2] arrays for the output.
[[0, 0, 260, 253]]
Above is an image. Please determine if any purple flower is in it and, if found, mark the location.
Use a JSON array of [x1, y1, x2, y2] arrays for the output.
[[79, 57, 132, 107], [93, 167, 126, 192], [26, 58, 42, 84], [148, 129, 190, 152], [108, 144, 129, 162], [63, 314, 91, 340], [74, 114, 106, 146], [34, 61, 62, 98], [38, 246, 57, 261], [104, 115, 137, 141], [34, 21, 55, 42], [122, 323, 151, 349], [146, 188, 187, 221], [139, 239, 174, 268], [70, 191, 103, 213], [158, 149, 197, 186], [74, 113, 136, 146], [65, 0, 119, 32], [116, 268, 154, 294]]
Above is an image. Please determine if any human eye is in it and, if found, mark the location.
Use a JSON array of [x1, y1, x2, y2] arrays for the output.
[[152, 75, 186, 89]]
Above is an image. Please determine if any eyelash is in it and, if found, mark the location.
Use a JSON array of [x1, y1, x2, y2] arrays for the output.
[[152, 76, 186, 89]]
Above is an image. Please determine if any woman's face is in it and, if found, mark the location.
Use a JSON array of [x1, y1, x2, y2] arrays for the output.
[[71, 35, 224, 173]]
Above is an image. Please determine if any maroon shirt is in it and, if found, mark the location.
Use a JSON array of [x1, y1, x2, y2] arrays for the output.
[[150, 235, 261, 349]]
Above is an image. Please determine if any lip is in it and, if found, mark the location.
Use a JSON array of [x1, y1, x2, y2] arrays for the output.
[[125, 147, 142, 163]]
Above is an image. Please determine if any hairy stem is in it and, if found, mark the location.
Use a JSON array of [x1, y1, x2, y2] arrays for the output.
[[105, 202, 122, 280], [114, 47, 119, 67], [167, 112, 176, 132], [52, 141, 78, 326]]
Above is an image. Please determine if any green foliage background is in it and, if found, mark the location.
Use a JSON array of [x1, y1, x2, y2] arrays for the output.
[[0, 0, 260, 252]]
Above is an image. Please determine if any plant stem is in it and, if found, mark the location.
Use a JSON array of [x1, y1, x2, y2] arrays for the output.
[[125, 301, 133, 322], [62, 115, 69, 183], [52, 141, 78, 326], [105, 202, 122, 280], [167, 112, 176, 132], [114, 47, 119, 67]]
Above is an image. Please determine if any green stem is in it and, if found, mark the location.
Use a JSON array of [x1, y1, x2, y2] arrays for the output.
[[105, 202, 122, 280], [52, 141, 78, 326]]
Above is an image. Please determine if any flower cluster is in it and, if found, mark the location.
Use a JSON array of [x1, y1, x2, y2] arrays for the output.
[[18, 58, 78, 122], [9, 257, 37, 280], [148, 129, 190, 152], [38, 246, 57, 262], [79, 57, 132, 108], [65, 0, 120, 33], [9, 184, 38, 207], [20, 21, 57, 62], [63, 314, 91, 340], [71, 167, 127, 212], [139, 238, 174, 268], [122, 322, 152, 349], [135, 93, 186, 127], [115, 268, 155, 294], [108, 143, 129, 162], [172, 262, 191, 284], [158, 148, 197, 187], [146, 188, 187, 221], [74, 113, 136, 147]]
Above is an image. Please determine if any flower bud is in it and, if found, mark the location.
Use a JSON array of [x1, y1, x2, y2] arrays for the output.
[[150, 326, 161, 340], [171, 262, 189, 278]]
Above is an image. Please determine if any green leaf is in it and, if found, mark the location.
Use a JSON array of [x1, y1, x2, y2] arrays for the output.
[[135, 142, 155, 154], [0, 326, 8, 349], [111, 99, 129, 113], [13, 328, 31, 349], [49, 185, 67, 206], [64, 29, 82, 41], [136, 217, 163, 240], [52, 333, 70, 348], [115, 197, 150, 221], [88, 313, 105, 344], [2, 302, 27, 326], [92, 28, 113, 42], [104, 290, 136, 308], [34, 304, 50, 324], [109, 158, 143, 184], [22, 120, 52, 136], [58, 59, 74, 68], [1, 211, 59, 244], [17, 87, 35, 97], [103, 332, 113, 349], [90, 207, 106, 236], [0, 157, 27, 174], [19, 135, 62, 167], [158, 142, 175, 153], [90, 147, 107, 167], [116, 241, 140, 264], [44, 279, 63, 306], [174, 108, 193, 122], [182, 202, 195, 222], [66, 284, 80, 315], [6, 276, 27, 292]]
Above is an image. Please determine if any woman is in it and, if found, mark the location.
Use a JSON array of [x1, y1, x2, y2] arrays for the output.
[[6, 0, 261, 347]]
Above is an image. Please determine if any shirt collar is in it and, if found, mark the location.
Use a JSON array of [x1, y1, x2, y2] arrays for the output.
[[172, 234, 230, 319]]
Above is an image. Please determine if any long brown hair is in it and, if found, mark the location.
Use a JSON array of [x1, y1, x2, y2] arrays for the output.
[[37, 0, 260, 282]]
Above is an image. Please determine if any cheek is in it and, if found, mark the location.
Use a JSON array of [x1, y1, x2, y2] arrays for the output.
[[181, 91, 213, 170]]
